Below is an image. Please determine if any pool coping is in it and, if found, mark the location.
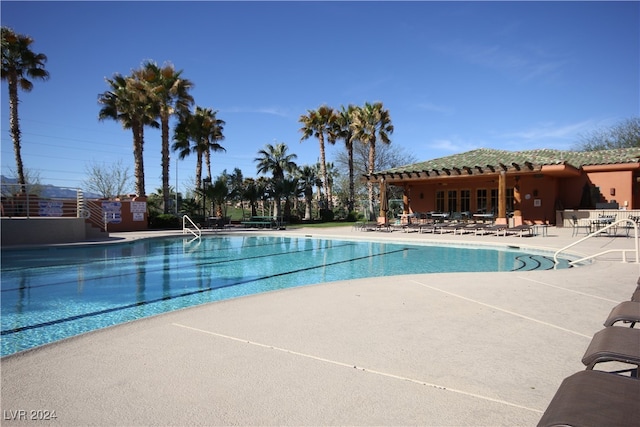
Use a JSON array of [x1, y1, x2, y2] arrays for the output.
[[2, 226, 639, 426]]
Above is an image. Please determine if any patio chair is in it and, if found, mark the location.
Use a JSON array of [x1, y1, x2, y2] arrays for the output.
[[504, 224, 533, 237], [581, 327, 640, 375], [633, 284, 640, 302], [571, 215, 591, 237], [537, 370, 640, 427], [604, 301, 640, 328]]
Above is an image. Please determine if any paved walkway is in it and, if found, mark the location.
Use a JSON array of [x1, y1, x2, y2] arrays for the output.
[[2, 226, 639, 426]]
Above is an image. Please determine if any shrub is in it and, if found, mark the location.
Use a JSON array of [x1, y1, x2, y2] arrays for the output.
[[148, 213, 180, 229]]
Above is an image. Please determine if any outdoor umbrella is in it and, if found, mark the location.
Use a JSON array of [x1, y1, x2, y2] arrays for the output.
[[379, 180, 389, 223]]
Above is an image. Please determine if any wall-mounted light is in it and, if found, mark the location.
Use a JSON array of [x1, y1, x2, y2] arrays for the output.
[[610, 188, 616, 196]]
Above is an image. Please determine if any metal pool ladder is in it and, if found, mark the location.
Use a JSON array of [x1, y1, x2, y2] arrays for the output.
[[182, 215, 201, 240], [554, 218, 639, 267]]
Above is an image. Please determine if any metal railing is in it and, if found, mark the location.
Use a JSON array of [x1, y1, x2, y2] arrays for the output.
[[554, 219, 640, 266], [182, 215, 201, 239]]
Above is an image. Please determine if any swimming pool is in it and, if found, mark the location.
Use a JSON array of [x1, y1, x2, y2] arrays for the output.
[[1, 235, 571, 356]]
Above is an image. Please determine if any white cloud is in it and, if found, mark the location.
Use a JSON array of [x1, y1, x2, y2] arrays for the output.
[[435, 40, 566, 83], [499, 120, 597, 141], [428, 137, 480, 152], [222, 106, 290, 118]]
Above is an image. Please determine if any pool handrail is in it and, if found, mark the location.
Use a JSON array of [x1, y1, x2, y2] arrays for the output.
[[182, 215, 201, 239], [553, 218, 639, 266]]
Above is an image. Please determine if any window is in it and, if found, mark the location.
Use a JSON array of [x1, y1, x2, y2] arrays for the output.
[[476, 189, 487, 212], [435, 190, 445, 212], [447, 190, 457, 213], [490, 189, 498, 215], [506, 188, 514, 212], [460, 189, 470, 213]]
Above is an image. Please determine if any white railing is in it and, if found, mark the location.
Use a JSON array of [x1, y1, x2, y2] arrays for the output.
[[182, 215, 201, 239], [554, 219, 639, 266]]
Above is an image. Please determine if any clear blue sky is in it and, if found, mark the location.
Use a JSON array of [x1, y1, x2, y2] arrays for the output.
[[1, 1, 638, 196]]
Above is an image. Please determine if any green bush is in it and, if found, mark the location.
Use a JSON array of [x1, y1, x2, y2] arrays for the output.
[[148, 213, 180, 229]]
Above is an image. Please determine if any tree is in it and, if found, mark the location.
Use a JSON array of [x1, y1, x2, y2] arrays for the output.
[[350, 102, 394, 218], [242, 177, 262, 217], [207, 175, 230, 218], [254, 142, 297, 218], [98, 73, 159, 196], [299, 105, 338, 209], [136, 60, 194, 213], [576, 117, 640, 151], [83, 159, 132, 199], [334, 104, 358, 212], [296, 165, 320, 220], [172, 106, 226, 199], [1, 27, 50, 192]]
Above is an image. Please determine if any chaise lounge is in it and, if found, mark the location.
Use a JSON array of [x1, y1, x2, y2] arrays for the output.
[[536, 370, 640, 427]]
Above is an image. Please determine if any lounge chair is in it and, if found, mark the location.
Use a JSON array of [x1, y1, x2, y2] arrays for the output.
[[604, 301, 640, 328], [632, 283, 640, 302], [438, 221, 466, 234], [504, 224, 533, 237], [536, 370, 640, 427], [482, 224, 507, 236], [581, 327, 640, 375]]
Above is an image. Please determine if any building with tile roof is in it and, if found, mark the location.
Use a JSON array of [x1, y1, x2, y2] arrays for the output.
[[366, 147, 640, 225]]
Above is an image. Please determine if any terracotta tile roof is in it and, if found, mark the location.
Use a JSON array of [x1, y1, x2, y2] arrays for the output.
[[377, 147, 640, 175]]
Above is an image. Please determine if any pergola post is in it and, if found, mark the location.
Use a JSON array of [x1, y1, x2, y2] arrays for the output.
[[497, 171, 507, 225]]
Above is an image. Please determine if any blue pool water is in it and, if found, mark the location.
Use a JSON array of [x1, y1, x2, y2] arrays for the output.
[[1, 235, 571, 356]]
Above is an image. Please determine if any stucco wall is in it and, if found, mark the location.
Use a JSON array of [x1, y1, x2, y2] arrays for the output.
[[1, 217, 87, 246]]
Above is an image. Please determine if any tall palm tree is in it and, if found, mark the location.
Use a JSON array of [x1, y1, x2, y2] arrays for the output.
[[137, 61, 193, 213], [350, 102, 394, 218], [254, 142, 297, 218], [172, 106, 225, 199], [98, 73, 159, 196], [1, 27, 50, 192], [334, 104, 358, 212], [298, 105, 337, 209]]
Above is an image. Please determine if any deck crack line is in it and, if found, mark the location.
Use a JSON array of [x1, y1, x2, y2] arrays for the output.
[[408, 279, 592, 339], [516, 276, 620, 303], [172, 322, 543, 414]]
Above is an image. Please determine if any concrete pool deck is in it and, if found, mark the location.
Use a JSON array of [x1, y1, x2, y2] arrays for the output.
[[2, 225, 639, 426]]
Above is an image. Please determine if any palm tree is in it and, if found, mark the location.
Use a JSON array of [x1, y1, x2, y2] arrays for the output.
[[297, 165, 320, 220], [242, 177, 261, 217], [1, 27, 50, 192], [334, 104, 358, 212], [98, 73, 159, 196], [350, 102, 394, 218], [254, 143, 297, 218], [137, 61, 193, 213], [298, 105, 337, 209], [172, 106, 225, 199], [207, 176, 230, 218]]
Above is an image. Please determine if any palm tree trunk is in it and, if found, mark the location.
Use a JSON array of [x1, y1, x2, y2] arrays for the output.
[[318, 134, 329, 210], [195, 151, 203, 202], [133, 122, 146, 196], [368, 141, 376, 219], [8, 73, 26, 192], [204, 149, 212, 181], [161, 112, 170, 214], [348, 142, 354, 213]]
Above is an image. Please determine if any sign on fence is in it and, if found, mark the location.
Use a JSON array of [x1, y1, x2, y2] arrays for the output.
[[101, 201, 122, 224], [38, 201, 64, 217]]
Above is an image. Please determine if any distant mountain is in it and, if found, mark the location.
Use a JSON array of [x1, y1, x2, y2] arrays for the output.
[[1, 176, 101, 199]]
